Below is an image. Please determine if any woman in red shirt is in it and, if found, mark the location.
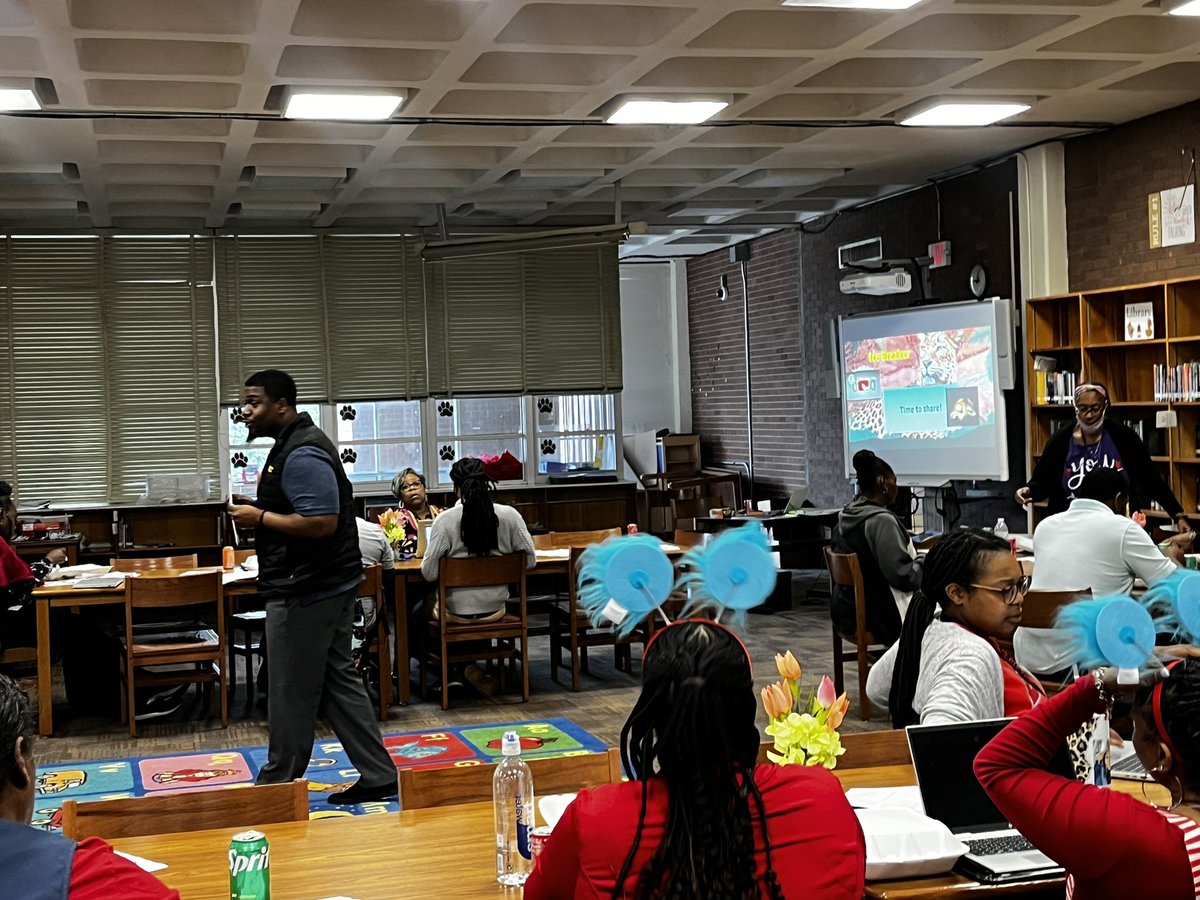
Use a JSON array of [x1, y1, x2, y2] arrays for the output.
[[523, 620, 865, 900], [975, 657, 1200, 899]]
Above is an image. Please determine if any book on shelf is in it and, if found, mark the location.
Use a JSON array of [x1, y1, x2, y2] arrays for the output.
[[1035, 370, 1076, 405], [1154, 362, 1200, 402]]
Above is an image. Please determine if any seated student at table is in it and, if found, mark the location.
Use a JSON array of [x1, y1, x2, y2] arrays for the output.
[[831, 450, 922, 647], [1, 482, 66, 653], [0, 674, 180, 899], [867, 530, 1043, 727], [524, 620, 866, 900], [391, 468, 442, 559], [1015, 467, 1191, 679], [976, 654, 1200, 900]]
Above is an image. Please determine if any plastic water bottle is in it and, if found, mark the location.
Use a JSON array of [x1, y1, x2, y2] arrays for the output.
[[994, 518, 1009, 540], [493, 731, 535, 886]]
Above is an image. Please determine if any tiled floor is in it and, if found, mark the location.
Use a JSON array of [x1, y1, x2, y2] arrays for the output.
[[18, 571, 886, 766]]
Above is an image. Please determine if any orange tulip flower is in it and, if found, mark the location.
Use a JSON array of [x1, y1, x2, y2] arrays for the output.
[[827, 692, 850, 731], [761, 681, 792, 719], [774, 650, 802, 682]]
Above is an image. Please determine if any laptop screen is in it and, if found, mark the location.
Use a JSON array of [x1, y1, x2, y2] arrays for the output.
[[907, 719, 1073, 834]]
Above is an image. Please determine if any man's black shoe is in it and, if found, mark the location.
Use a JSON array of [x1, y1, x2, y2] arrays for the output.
[[326, 780, 398, 805]]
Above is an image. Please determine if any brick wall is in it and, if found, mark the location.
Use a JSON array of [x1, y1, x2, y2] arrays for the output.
[[687, 231, 804, 498], [688, 161, 1027, 527], [1066, 99, 1200, 292]]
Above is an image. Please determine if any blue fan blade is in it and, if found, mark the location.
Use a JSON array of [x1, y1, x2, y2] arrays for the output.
[[1094, 599, 1156, 671]]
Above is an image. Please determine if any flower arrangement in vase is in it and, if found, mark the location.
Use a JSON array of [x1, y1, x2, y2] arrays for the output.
[[760, 650, 850, 769]]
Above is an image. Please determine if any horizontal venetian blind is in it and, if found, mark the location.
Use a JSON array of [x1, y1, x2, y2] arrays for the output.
[[103, 236, 219, 503], [426, 242, 623, 395], [4, 236, 109, 503], [216, 235, 329, 405], [0, 239, 13, 486], [324, 235, 427, 400]]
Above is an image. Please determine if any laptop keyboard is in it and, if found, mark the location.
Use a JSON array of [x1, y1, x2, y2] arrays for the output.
[[967, 835, 1035, 856]]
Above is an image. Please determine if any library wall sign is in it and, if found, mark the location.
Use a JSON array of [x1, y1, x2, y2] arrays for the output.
[[1148, 185, 1195, 249]]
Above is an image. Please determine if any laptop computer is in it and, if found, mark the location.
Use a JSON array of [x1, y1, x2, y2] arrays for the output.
[[907, 719, 1070, 884], [413, 520, 433, 558], [1111, 743, 1153, 782], [782, 488, 808, 514]]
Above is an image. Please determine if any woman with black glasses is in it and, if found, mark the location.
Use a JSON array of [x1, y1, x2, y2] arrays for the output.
[[866, 530, 1043, 727], [1016, 383, 1189, 532]]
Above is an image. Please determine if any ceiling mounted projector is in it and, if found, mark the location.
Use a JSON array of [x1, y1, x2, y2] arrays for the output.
[[839, 267, 912, 296]]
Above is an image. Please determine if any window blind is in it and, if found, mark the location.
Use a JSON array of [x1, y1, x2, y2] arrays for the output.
[[103, 236, 219, 503], [0, 239, 13, 487], [425, 242, 623, 395]]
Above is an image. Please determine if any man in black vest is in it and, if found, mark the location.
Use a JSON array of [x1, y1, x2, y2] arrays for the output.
[[227, 370, 396, 805]]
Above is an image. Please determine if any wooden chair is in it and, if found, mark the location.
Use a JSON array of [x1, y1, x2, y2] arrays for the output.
[[757, 727, 911, 768], [358, 564, 392, 720], [549, 545, 650, 691], [110, 554, 199, 572], [824, 547, 886, 721], [422, 554, 529, 710], [527, 529, 620, 639], [119, 571, 227, 737], [399, 752, 614, 810], [61, 780, 308, 840], [672, 529, 705, 549], [1019, 587, 1091, 694], [541, 529, 621, 549]]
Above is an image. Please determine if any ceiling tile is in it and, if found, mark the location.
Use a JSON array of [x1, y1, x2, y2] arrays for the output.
[[246, 143, 374, 166], [75, 39, 248, 76], [84, 79, 241, 110], [1041, 16, 1200, 54], [0, 36, 42, 70], [689, 125, 825, 146], [800, 57, 980, 89], [406, 123, 532, 143], [1102, 63, 1200, 92], [653, 147, 778, 166], [0, 0, 33, 28], [107, 184, 214, 202], [621, 168, 733, 186], [743, 93, 898, 119], [0, 183, 85, 200], [253, 121, 388, 140], [635, 56, 808, 89], [957, 58, 1135, 90], [871, 14, 1077, 51], [93, 119, 232, 137], [461, 51, 635, 86], [373, 168, 483, 187], [431, 89, 587, 116], [390, 145, 511, 166], [67, 0, 260, 33], [275, 45, 447, 82], [100, 163, 221, 183], [290, 0, 484, 41], [524, 146, 637, 166], [97, 140, 225, 163], [554, 125, 677, 144], [688, 10, 888, 51], [109, 202, 210, 217], [495, 4, 696, 47]]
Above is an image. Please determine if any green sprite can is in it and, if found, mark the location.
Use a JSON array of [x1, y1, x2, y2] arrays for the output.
[[229, 829, 270, 900]]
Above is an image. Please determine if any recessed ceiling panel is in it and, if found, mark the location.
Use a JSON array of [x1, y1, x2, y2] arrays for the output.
[[621, 168, 733, 186], [276, 45, 447, 82], [1103, 63, 1200, 92], [107, 184, 214, 202], [290, 0, 484, 41], [431, 89, 586, 116], [800, 57, 980, 89], [100, 164, 221, 183], [97, 140, 225, 163], [744, 93, 898, 119], [524, 146, 638, 167], [246, 143, 374, 166], [407, 123, 532, 143], [653, 147, 778, 166], [461, 51, 635, 86], [93, 119, 233, 137], [84, 79, 242, 110], [495, 4, 696, 47], [554, 125, 677, 144], [1041, 16, 1200, 54], [374, 168, 484, 187], [254, 121, 389, 140], [0, 0, 33, 27], [68, 0, 261, 33], [390, 145, 511, 166], [0, 37, 42, 71], [688, 10, 888, 51], [872, 14, 1078, 51], [75, 39, 248, 76], [635, 56, 808, 89], [689, 125, 825, 146], [957, 58, 1135, 90]]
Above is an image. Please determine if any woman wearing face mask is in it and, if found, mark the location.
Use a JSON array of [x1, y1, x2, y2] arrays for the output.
[[1016, 383, 1189, 531]]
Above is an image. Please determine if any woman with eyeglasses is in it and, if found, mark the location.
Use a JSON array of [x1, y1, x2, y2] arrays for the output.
[[866, 530, 1044, 727], [390, 468, 442, 558], [1016, 383, 1189, 532]]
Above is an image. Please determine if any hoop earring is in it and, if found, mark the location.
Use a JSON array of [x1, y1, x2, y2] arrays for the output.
[[1143, 770, 1185, 811]]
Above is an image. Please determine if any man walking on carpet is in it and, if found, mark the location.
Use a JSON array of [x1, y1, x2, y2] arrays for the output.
[[228, 369, 396, 805]]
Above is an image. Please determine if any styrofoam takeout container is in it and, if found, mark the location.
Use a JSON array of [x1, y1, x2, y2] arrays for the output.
[[855, 807, 968, 880], [537, 793, 576, 829]]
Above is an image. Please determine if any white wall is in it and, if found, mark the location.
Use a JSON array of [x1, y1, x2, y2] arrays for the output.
[[619, 261, 690, 435]]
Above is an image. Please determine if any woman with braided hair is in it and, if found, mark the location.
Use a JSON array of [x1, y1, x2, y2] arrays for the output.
[[524, 620, 865, 899], [866, 530, 1043, 728], [976, 653, 1200, 898]]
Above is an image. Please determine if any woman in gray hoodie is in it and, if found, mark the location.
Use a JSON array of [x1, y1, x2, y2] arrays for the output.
[[830, 450, 922, 646]]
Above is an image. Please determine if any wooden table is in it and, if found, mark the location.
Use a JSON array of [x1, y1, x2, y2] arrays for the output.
[[107, 761, 1108, 899], [32, 568, 256, 736], [11, 535, 83, 565]]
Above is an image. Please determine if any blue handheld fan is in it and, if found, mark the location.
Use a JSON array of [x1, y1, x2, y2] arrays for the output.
[[1133, 570, 1200, 643], [677, 523, 776, 624], [1061, 597, 1157, 685], [575, 534, 675, 638]]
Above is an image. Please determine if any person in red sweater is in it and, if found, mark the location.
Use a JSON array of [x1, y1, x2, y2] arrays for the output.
[[0, 674, 180, 900], [524, 620, 865, 900], [975, 656, 1200, 899]]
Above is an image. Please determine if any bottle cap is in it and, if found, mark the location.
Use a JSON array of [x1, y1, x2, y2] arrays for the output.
[[501, 731, 521, 756]]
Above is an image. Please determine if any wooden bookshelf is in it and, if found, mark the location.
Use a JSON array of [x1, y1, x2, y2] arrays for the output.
[[1027, 275, 1200, 518]]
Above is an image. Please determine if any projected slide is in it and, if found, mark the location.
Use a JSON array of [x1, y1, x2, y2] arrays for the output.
[[839, 300, 1009, 483]]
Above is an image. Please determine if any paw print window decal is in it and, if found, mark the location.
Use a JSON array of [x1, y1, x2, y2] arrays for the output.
[[438, 444, 455, 461], [339, 448, 358, 464], [437, 401, 454, 417], [231, 452, 248, 468], [229, 408, 245, 424], [339, 405, 357, 422], [536, 397, 554, 414], [540, 439, 557, 456]]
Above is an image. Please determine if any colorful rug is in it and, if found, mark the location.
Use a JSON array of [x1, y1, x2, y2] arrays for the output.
[[33, 718, 606, 832]]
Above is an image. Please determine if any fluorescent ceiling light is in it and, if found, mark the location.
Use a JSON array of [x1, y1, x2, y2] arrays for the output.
[[900, 101, 1030, 127], [283, 92, 403, 121], [607, 100, 727, 125], [1168, 0, 1200, 14], [0, 88, 40, 111], [782, 0, 922, 8]]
